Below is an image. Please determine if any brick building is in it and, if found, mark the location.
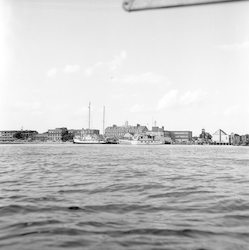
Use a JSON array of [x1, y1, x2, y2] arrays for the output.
[[105, 124, 148, 139], [0, 130, 38, 142], [171, 131, 192, 143], [47, 127, 68, 142], [33, 133, 48, 142]]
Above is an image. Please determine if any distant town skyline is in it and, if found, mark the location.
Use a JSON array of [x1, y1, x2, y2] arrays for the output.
[[1, 0, 249, 136]]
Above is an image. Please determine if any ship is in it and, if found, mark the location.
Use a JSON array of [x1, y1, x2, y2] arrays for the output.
[[73, 102, 106, 144], [73, 133, 105, 144], [119, 133, 164, 145]]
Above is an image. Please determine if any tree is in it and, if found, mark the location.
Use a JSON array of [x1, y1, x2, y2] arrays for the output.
[[61, 130, 68, 142], [206, 133, 212, 140], [13, 130, 37, 141], [61, 130, 74, 142], [13, 132, 24, 140], [199, 132, 212, 140]]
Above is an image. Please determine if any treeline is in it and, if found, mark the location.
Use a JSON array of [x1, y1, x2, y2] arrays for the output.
[[13, 131, 37, 140], [61, 130, 74, 142], [13, 130, 74, 142]]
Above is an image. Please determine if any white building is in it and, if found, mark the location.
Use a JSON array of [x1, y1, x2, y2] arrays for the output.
[[212, 129, 229, 144]]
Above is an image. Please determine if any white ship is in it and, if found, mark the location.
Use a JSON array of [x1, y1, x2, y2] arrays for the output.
[[119, 133, 164, 145], [73, 102, 106, 144], [73, 135, 105, 144]]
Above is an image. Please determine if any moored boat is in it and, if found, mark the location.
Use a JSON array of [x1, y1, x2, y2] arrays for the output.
[[119, 133, 164, 145], [105, 137, 119, 144], [73, 102, 106, 144], [73, 137, 105, 144]]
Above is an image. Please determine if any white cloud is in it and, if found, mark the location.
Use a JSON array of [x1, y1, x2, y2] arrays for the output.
[[0, 1, 13, 82], [47, 68, 58, 77], [31, 111, 43, 116], [72, 106, 89, 116], [64, 64, 80, 73], [211, 110, 219, 117], [180, 90, 206, 106], [47, 64, 80, 76], [157, 89, 206, 110], [31, 102, 43, 109], [224, 105, 249, 117], [4, 102, 43, 114], [108, 50, 127, 71], [84, 61, 103, 76], [110, 94, 125, 100], [130, 104, 146, 113], [113, 72, 168, 85], [83, 51, 127, 76], [157, 89, 179, 110], [216, 40, 249, 51]]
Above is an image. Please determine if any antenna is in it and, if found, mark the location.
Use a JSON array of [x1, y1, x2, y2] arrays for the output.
[[103, 106, 105, 136], [88, 101, 91, 130]]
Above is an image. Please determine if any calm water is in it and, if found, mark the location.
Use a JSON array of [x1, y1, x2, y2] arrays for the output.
[[0, 144, 249, 250]]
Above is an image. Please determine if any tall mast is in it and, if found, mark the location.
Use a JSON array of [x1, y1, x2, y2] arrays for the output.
[[103, 106, 105, 136], [88, 101, 91, 130]]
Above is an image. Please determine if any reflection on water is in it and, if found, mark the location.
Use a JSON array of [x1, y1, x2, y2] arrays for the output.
[[0, 144, 249, 249]]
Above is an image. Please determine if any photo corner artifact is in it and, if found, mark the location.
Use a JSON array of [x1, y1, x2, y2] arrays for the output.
[[122, 0, 249, 12]]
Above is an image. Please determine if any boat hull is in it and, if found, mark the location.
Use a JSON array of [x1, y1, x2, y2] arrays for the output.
[[73, 139, 106, 144], [119, 139, 163, 145]]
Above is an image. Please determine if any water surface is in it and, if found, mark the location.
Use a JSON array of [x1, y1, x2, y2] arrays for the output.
[[0, 144, 249, 249]]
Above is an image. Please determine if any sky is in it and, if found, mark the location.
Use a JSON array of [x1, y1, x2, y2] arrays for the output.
[[1, 0, 249, 136]]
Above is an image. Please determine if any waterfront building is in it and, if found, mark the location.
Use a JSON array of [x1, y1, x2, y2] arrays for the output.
[[47, 127, 68, 142], [0, 130, 38, 142], [241, 134, 249, 145], [212, 129, 229, 144], [199, 128, 212, 144], [127, 124, 148, 135], [123, 132, 133, 139], [82, 129, 100, 135], [230, 132, 241, 145], [105, 125, 126, 138], [171, 131, 192, 143], [151, 126, 174, 143], [68, 129, 84, 137], [33, 133, 48, 142], [105, 124, 148, 139]]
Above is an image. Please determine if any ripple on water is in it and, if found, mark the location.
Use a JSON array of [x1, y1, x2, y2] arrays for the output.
[[0, 144, 249, 249]]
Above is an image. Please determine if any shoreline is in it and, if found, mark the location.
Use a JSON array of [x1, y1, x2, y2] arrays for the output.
[[0, 141, 73, 144], [0, 141, 247, 146]]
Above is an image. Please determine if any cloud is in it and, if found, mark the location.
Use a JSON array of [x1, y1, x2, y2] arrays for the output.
[[0, 0, 13, 81], [113, 72, 168, 85], [72, 106, 89, 117], [84, 61, 103, 76], [31, 111, 43, 116], [224, 105, 249, 117], [3, 102, 43, 114], [130, 104, 146, 113], [83, 51, 127, 76], [64, 64, 80, 73], [157, 89, 206, 110], [216, 40, 249, 51], [180, 90, 206, 106], [110, 94, 125, 100], [47, 65, 80, 76], [47, 68, 58, 77], [108, 50, 127, 71], [157, 89, 179, 110]]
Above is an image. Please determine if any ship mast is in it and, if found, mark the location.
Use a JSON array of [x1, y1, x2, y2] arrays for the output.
[[103, 106, 105, 136], [88, 101, 91, 131]]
